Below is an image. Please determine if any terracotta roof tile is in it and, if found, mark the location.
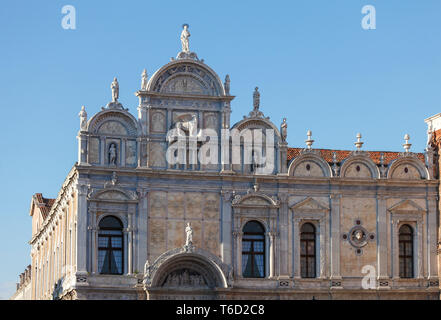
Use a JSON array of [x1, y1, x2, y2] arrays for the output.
[[287, 148, 425, 165], [33, 193, 56, 219]]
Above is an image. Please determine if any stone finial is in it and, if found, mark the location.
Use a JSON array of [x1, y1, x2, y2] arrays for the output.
[[305, 130, 314, 149], [403, 134, 411, 152], [224, 74, 230, 95], [79, 105, 87, 131], [253, 87, 260, 110], [379, 152, 386, 178], [332, 152, 339, 176], [141, 69, 148, 90], [354, 133, 364, 151]]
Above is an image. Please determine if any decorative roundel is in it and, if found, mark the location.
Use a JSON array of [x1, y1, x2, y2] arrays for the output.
[[348, 225, 369, 248]]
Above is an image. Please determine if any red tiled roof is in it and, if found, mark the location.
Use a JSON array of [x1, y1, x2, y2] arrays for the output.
[[33, 193, 56, 219], [287, 148, 425, 164]]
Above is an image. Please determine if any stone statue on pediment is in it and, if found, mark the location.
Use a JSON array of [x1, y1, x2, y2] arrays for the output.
[[109, 143, 117, 165], [79, 106, 87, 131], [281, 118, 287, 142], [253, 87, 260, 110], [224, 75, 230, 95], [141, 69, 148, 90], [111, 77, 119, 102], [185, 222, 193, 246], [181, 24, 190, 53]]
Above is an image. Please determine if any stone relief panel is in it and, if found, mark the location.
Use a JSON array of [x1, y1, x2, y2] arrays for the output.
[[98, 121, 128, 135], [168, 192, 185, 219], [125, 140, 137, 166], [186, 193, 203, 219], [151, 63, 221, 96], [89, 137, 100, 164], [344, 163, 372, 179], [204, 112, 218, 130], [163, 76, 206, 95], [149, 219, 167, 261], [149, 142, 166, 167], [390, 164, 421, 180], [96, 190, 128, 201], [172, 111, 198, 125], [204, 221, 220, 255], [293, 161, 324, 177], [240, 197, 270, 206], [340, 197, 377, 276], [204, 193, 220, 220], [150, 110, 166, 133], [162, 269, 208, 288], [167, 220, 185, 249], [149, 191, 167, 218]]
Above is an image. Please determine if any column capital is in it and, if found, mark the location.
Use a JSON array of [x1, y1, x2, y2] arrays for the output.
[[330, 193, 341, 200]]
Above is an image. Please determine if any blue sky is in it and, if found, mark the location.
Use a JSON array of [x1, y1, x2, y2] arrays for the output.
[[0, 0, 440, 299]]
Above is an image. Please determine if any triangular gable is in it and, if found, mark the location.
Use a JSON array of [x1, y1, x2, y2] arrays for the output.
[[291, 197, 329, 212], [388, 199, 426, 213]]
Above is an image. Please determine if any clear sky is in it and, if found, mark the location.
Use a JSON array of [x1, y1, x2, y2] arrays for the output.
[[0, 0, 440, 299]]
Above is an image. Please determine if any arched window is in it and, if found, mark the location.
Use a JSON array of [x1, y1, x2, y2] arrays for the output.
[[300, 223, 316, 278], [98, 216, 123, 275], [399, 224, 414, 278], [242, 221, 265, 278]]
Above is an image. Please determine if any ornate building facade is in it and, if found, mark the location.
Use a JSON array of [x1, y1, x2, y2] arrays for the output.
[[11, 27, 441, 300]]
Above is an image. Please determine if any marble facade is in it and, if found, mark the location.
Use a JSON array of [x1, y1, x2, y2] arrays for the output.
[[11, 28, 441, 300]]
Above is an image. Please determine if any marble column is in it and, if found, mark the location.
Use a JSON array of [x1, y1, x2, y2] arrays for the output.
[[417, 220, 424, 278], [234, 231, 243, 277], [392, 220, 399, 278], [75, 184, 88, 274], [330, 194, 341, 279], [100, 137, 106, 166], [221, 191, 233, 265], [293, 218, 301, 278], [319, 218, 327, 278], [377, 195, 388, 279], [268, 232, 276, 278], [279, 194, 289, 277], [427, 196, 438, 279], [137, 189, 148, 273]]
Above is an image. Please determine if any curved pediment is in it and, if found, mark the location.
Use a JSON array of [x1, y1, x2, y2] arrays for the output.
[[87, 110, 139, 137], [387, 156, 428, 180], [88, 187, 138, 201], [288, 151, 332, 178], [146, 247, 230, 289], [232, 193, 279, 207], [147, 60, 225, 97], [340, 154, 380, 179]]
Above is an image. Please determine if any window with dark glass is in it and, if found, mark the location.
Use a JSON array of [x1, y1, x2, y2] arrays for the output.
[[399, 224, 414, 278], [242, 221, 265, 278], [300, 223, 316, 278], [98, 216, 123, 274]]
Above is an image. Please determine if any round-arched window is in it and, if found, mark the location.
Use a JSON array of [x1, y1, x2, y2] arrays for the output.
[[98, 216, 123, 275], [242, 221, 265, 278]]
